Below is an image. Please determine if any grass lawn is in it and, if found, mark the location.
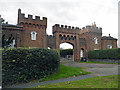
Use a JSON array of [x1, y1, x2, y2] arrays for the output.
[[77, 61, 119, 64], [27, 64, 90, 84], [35, 75, 119, 88], [39, 64, 91, 82]]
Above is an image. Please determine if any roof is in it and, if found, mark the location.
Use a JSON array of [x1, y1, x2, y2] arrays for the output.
[[2, 23, 23, 28], [101, 36, 117, 40], [2, 23, 23, 31]]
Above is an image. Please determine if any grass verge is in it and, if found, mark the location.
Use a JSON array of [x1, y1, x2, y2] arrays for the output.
[[77, 61, 119, 64], [35, 75, 119, 88], [38, 64, 91, 82]]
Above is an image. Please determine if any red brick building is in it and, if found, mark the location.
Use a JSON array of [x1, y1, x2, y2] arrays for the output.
[[2, 9, 117, 61]]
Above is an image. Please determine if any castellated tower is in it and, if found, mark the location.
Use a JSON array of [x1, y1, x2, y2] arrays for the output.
[[52, 24, 82, 61], [17, 9, 47, 48], [80, 22, 102, 51]]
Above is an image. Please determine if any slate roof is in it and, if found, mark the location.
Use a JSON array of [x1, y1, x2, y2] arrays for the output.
[[2, 23, 23, 30], [2, 23, 23, 28], [101, 36, 117, 40]]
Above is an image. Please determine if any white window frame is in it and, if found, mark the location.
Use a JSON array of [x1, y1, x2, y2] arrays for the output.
[[80, 50, 83, 57], [31, 31, 37, 40], [94, 37, 98, 44]]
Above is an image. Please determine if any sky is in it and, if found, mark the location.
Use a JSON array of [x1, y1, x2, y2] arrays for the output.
[[0, 0, 119, 48]]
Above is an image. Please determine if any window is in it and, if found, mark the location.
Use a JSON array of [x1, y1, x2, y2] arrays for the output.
[[80, 48, 84, 57], [31, 31, 37, 40], [80, 50, 83, 57], [94, 37, 98, 44], [108, 45, 112, 49]]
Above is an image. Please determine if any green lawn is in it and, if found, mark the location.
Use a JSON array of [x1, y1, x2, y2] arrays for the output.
[[40, 64, 90, 82], [35, 75, 119, 88], [77, 61, 119, 64]]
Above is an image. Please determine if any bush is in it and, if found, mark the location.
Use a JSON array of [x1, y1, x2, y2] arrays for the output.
[[60, 49, 73, 57], [2, 48, 60, 86], [88, 48, 120, 59]]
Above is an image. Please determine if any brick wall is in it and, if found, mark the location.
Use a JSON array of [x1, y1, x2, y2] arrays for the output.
[[17, 9, 47, 48]]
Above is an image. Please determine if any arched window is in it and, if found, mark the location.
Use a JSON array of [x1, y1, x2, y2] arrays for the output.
[[94, 37, 98, 44], [31, 31, 37, 40], [80, 48, 84, 57]]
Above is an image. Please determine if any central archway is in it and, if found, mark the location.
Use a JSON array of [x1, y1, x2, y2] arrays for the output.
[[52, 24, 81, 61], [57, 40, 77, 61], [60, 42, 74, 61]]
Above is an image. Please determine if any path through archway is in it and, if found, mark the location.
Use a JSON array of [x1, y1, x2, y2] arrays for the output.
[[60, 42, 74, 61]]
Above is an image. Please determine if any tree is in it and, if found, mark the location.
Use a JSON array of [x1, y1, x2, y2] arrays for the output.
[[0, 15, 4, 23], [0, 15, 5, 48], [2, 34, 14, 49]]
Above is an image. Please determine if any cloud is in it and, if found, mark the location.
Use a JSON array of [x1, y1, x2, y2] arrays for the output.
[[0, 0, 118, 39]]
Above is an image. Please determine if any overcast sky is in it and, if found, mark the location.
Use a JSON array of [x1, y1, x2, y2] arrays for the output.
[[0, 0, 119, 48]]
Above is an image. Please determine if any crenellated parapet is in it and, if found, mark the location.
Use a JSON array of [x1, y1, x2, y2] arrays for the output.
[[52, 24, 81, 34], [17, 8, 47, 28], [80, 22, 102, 35]]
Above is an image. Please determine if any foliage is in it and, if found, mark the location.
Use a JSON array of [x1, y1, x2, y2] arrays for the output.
[[2, 34, 14, 49], [36, 75, 119, 88], [88, 48, 120, 59], [60, 49, 73, 57], [2, 48, 60, 86]]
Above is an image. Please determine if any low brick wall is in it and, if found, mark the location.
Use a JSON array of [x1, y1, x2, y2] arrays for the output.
[[88, 59, 120, 63]]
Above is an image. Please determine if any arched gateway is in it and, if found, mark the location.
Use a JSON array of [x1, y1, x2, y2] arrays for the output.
[[49, 24, 81, 61], [2, 9, 117, 61]]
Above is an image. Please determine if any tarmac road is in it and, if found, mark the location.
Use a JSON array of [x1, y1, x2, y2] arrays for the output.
[[62, 61, 120, 76]]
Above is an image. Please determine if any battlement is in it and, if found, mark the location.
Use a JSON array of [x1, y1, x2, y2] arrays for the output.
[[52, 24, 81, 34], [80, 22, 102, 35], [52, 23, 102, 35], [82, 25, 102, 31], [17, 8, 47, 28], [54, 24, 81, 30]]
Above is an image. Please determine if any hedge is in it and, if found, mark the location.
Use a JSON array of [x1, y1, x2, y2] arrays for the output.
[[88, 48, 120, 59], [2, 48, 60, 86], [60, 49, 73, 57]]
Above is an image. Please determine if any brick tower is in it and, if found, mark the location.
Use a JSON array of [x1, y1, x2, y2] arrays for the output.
[[17, 8, 47, 48]]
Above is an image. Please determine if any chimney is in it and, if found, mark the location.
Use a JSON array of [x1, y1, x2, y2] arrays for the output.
[[109, 34, 111, 37], [93, 22, 96, 27]]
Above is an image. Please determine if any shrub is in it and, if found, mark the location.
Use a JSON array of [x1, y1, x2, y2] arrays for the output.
[[2, 48, 60, 86], [60, 49, 73, 57], [88, 48, 120, 59]]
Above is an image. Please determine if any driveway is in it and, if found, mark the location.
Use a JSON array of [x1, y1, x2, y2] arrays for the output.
[[62, 61, 120, 76]]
